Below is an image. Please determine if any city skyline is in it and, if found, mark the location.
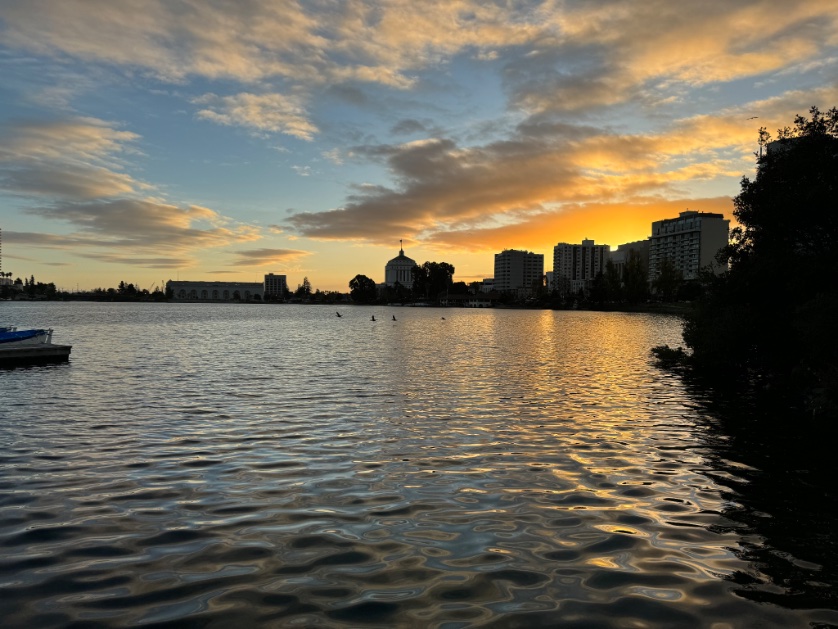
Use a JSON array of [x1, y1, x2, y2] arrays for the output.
[[1, 1, 837, 291]]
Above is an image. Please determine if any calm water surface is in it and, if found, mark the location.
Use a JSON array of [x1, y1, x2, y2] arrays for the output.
[[1, 302, 836, 628]]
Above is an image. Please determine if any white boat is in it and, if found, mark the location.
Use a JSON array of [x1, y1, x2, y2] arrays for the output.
[[0, 328, 54, 346], [0, 328, 71, 365]]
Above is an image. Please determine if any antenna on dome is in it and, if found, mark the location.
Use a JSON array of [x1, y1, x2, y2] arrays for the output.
[[400, 239, 403, 254]]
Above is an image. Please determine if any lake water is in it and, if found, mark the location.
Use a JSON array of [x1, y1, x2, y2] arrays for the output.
[[1, 302, 836, 628]]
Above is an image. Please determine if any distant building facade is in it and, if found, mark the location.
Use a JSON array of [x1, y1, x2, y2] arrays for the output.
[[494, 249, 544, 294], [648, 211, 729, 281], [609, 240, 650, 280], [385, 241, 419, 289], [264, 273, 287, 297], [167, 280, 263, 302], [479, 278, 494, 293], [553, 239, 609, 293]]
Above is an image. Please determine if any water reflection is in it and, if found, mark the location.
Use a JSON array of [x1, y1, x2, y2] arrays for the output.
[[0, 303, 836, 627], [680, 379, 838, 620]]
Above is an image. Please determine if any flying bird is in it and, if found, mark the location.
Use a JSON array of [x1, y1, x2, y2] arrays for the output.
[[371, 315, 376, 321], [748, 116, 759, 120], [392, 315, 397, 321], [336, 311, 342, 317]]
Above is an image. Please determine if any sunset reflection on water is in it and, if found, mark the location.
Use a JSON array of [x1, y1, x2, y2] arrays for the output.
[[0, 302, 834, 628]]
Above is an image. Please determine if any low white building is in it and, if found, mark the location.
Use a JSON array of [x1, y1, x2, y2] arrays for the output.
[[166, 281, 263, 302]]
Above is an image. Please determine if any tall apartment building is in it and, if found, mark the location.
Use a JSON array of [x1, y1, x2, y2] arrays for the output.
[[493, 249, 544, 294], [553, 239, 609, 293], [264, 273, 288, 297], [648, 211, 729, 281]]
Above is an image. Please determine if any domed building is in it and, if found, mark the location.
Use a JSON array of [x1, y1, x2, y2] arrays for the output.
[[385, 241, 419, 289]]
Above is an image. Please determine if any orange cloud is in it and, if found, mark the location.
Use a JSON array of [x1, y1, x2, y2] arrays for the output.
[[6, 1, 833, 110], [286, 108, 756, 246], [229, 248, 312, 267], [426, 197, 735, 253]]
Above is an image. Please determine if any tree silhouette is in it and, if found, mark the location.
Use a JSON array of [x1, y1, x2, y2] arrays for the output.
[[349, 274, 377, 303], [683, 106, 838, 417]]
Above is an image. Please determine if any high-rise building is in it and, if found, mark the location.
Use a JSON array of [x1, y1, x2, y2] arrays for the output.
[[494, 249, 544, 294], [553, 239, 609, 293], [264, 273, 288, 297], [648, 211, 729, 281]]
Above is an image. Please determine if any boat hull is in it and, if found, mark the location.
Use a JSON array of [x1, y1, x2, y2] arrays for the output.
[[0, 329, 53, 346]]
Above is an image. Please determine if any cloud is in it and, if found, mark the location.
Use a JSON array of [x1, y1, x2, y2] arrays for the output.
[[297, 66, 838, 246], [26, 199, 261, 252], [0, 116, 271, 270], [506, 0, 838, 114], [285, 89, 838, 247], [321, 148, 344, 165], [0, 117, 139, 163], [229, 248, 312, 267], [391, 119, 427, 135], [2, 164, 138, 199], [3, 0, 837, 286], [3, 1, 835, 124], [3, 230, 117, 249], [77, 253, 193, 269], [0, 117, 145, 200], [193, 92, 318, 140], [0, 1, 526, 86]]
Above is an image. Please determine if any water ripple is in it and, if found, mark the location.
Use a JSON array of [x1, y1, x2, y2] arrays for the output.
[[1, 304, 836, 627]]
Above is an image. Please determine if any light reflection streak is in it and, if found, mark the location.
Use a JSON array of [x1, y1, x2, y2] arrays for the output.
[[1, 304, 830, 628]]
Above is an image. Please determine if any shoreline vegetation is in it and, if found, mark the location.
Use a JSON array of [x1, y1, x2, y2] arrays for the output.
[[653, 107, 838, 422]]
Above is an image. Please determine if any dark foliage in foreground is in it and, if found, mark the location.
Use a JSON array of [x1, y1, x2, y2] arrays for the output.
[[672, 107, 838, 418]]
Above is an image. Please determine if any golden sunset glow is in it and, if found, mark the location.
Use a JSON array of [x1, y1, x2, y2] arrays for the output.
[[1, 1, 836, 289]]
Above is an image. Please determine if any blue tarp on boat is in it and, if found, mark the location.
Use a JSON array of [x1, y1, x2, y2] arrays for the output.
[[0, 329, 48, 344]]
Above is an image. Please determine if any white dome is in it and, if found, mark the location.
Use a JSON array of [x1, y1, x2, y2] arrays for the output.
[[385, 246, 419, 288]]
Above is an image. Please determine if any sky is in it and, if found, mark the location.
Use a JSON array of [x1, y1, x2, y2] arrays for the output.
[[1, 0, 837, 292]]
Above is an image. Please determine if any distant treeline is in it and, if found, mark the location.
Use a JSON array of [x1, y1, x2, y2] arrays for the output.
[[1, 279, 169, 302]]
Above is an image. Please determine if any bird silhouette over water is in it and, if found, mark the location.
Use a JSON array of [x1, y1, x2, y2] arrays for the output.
[[441, 317, 445, 320], [336, 311, 342, 317], [371, 315, 376, 321], [392, 315, 397, 321]]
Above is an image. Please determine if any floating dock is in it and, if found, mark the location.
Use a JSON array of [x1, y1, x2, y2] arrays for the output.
[[0, 344, 72, 366]]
